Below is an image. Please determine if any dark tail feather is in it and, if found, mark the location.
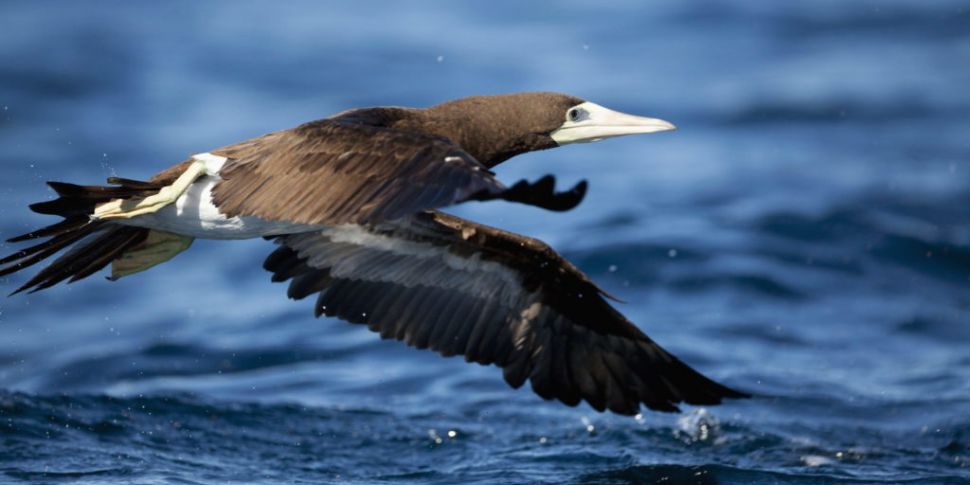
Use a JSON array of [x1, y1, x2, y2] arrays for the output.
[[0, 222, 101, 269], [106, 177, 164, 190], [10, 226, 149, 294], [7, 216, 90, 243], [28, 180, 162, 217], [47, 181, 160, 199], [2, 177, 162, 294]]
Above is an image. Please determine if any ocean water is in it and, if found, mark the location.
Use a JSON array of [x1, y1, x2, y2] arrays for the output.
[[0, 1, 968, 483]]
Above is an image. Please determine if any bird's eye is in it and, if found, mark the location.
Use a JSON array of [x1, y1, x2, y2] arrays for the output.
[[568, 108, 580, 121]]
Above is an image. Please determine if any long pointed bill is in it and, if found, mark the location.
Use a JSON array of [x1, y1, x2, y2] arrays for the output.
[[550, 101, 676, 145]]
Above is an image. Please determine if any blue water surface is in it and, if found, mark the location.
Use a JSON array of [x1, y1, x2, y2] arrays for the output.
[[1, 1, 968, 483]]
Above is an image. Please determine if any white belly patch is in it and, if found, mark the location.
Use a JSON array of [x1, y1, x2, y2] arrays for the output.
[[115, 153, 323, 240]]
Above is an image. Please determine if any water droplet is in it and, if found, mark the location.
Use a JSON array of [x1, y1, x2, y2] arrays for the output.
[[668, 249, 678, 258], [538, 436, 547, 444], [436, 55, 444, 63], [447, 430, 456, 438], [608, 264, 617, 272]]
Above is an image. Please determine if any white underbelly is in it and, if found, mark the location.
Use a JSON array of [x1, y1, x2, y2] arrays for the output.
[[116, 175, 323, 240]]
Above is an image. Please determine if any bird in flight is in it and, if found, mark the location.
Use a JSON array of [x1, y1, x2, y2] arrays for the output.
[[1, 92, 747, 415]]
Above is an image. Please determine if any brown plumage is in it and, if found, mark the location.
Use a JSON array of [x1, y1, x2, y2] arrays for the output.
[[208, 93, 585, 226], [1, 92, 747, 415], [209, 121, 504, 226]]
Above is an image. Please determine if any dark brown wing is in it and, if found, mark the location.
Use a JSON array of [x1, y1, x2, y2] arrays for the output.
[[209, 120, 506, 226], [264, 211, 747, 414]]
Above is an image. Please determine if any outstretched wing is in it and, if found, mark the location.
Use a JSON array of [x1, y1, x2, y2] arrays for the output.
[[208, 119, 584, 226], [264, 211, 747, 414], [209, 120, 501, 226]]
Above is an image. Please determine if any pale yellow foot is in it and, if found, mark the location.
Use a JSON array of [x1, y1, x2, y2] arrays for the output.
[[110, 230, 194, 280], [93, 160, 207, 220]]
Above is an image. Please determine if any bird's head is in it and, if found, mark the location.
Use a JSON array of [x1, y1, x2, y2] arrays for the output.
[[422, 92, 676, 167]]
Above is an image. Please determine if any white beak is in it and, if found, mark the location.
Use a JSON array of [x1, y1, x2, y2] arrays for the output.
[[550, 101, 676, 145]]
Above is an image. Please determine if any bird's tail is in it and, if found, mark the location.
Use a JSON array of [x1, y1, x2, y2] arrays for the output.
[[0, 177, 176, 294]]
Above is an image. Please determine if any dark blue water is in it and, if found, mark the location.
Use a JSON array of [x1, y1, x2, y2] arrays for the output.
[[1, 1, 968, 483]]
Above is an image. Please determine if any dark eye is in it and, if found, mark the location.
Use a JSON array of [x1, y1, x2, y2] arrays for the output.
[[568, 108, 580, 121]]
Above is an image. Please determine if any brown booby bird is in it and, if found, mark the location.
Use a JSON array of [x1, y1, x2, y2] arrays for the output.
[[0, 92, 747, 414]]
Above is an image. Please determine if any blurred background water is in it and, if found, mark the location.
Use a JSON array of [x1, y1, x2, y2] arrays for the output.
[[0, 1, 968, 483]]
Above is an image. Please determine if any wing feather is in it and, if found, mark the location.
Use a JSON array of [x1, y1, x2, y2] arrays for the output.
[[265, 211, 748, 414], [209, 121, 504, 226]]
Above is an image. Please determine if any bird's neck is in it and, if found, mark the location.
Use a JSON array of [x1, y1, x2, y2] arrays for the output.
[[400, 107, 556, 168], [333, 105, 556, 167]]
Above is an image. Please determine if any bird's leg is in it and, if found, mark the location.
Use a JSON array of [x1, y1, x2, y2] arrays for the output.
[[92, 159, 207, 220]]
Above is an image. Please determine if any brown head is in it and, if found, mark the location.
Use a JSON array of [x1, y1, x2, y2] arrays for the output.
[[404, 92, 677, 167]]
